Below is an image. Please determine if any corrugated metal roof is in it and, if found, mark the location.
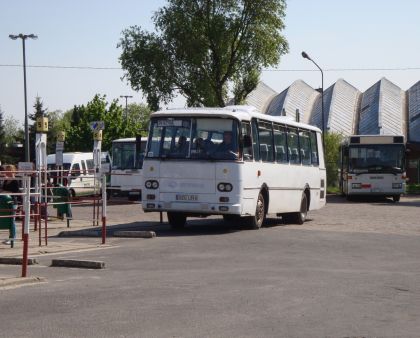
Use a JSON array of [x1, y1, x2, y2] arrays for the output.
[[266, 80, 319, 123], [408, 81, 420, 143], [310, 86, 331, 132], [243, 81, 277, 113], [359, 80, 381, 135], [243, 78, 420, 143], [327, 79, 361, 135], [378, 78, 405, 135]]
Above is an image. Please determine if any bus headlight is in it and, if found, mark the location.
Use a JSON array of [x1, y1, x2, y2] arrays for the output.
[[392, 183, 402, 189], [145, 180, 159, 189], [217, 183, 233, 192], [352, 183, 361, 189]]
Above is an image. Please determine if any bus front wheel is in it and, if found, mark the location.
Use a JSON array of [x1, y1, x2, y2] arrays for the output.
[[167, 212, 186, 229], [248, 192, 266, 230]]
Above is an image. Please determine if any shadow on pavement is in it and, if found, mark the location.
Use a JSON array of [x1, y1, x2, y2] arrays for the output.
[[55, 215, 299, 238]]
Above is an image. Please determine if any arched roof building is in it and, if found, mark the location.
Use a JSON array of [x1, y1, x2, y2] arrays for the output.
[[244, 78, 420, 183]]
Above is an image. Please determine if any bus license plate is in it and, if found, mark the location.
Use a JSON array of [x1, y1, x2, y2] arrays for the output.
[[176, 194, 198, 201]]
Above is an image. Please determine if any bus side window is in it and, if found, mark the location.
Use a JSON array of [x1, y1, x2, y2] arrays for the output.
[[309, 131, 319, 166], [258, 121, 274, 162], [273, 124, 288, 163], [241, 122, 253, 161], [287, 128, 300, 164], [86, 159, 94, 173], [251, 119, 260, 161], [72, 163, 81, 177], [299, 130, 312, 166], [81, 160, 87, 174]]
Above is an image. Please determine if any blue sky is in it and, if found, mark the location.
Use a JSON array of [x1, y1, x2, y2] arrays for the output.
[[2, 0, 420, 124]]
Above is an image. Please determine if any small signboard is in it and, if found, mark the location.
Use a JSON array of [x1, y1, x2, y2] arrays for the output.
[[18, 162, 34, 172], [56, 141, 64, 152], [57, 131, 66, 142], [90, 121, 105, 131], [56, 150, 64, 166]]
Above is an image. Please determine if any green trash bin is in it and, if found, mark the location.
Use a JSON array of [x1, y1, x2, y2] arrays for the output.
[[53, 185, 73, 222], [0, 195, 16, 247]]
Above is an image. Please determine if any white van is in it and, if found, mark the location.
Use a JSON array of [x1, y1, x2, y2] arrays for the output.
[[47, 152, 98, 197]]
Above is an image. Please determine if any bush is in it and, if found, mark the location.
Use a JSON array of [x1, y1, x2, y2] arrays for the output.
[[406, 184, 420, 194], [324, 132, 344, 188]]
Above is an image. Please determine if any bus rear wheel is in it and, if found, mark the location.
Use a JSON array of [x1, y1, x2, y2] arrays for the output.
[[392, 194, 400, 202], [248, 192, 265, 230], [287, 193, 308, 225], [167, 212, 186, 229]]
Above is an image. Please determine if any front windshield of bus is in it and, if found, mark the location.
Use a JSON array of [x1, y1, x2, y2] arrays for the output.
[[146, 117, 239, 160], [112, 142, 140, 170], [348, 144, 405, 173]]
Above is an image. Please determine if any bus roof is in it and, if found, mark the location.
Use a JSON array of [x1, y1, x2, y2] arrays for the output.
[[112, 137, 148, 143], [152, 105, 322, 133], [343, 135, 405, 145]]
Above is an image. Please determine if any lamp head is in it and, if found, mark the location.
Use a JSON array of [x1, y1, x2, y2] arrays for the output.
[[301, 51, 311, 60], [27, 34, 38, 40], [9, 34, 18, 40]]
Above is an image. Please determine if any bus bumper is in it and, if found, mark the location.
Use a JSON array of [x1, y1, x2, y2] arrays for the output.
[[142, 201, 242, 215]]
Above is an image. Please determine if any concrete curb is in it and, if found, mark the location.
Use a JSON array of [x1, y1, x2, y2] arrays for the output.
[[51, 259, 105, 269], [0, 276, 46, 289], [0, 257, 39, 265], [113, 231, 156, 238]]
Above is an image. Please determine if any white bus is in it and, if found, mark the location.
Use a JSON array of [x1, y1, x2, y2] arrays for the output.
[[142, 106, 326, 229], [340, 135, 406, 202], [47, 152, 96, 197], [109, 137, 147, 200]]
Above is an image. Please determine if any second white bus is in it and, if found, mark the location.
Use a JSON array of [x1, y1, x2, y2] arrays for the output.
[[142, 106, 326, 229], [109, 137, 147, 200], [340, 135, 406, 201]]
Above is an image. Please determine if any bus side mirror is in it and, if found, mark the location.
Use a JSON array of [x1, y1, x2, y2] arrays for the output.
[[243, 135, 252, 148]]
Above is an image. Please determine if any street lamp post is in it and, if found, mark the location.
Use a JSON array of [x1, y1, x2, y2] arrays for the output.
[[9, 33, 38, 162], [301, 51, 325, 148], [120, 95, 133, 123]]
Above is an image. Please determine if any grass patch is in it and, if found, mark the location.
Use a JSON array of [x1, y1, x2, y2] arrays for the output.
[[327, 186, 340, 194], [406, 184, 420, 194]]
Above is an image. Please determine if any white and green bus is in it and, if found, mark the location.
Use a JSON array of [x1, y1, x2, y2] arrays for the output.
[[340, 135, 406, 202], [142, 106, 326, 229]]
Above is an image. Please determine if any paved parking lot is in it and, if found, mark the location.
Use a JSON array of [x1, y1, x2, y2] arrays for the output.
[[1, 194, 420, 337]]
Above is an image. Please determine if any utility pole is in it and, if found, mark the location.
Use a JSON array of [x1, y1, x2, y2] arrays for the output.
[[120, 95, 133, 123], [9, 33, 38, 161]]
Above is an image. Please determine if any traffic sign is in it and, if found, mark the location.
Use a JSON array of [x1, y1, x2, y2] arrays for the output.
[[56, 141, 64, 151], [90, 121, 105, 131]]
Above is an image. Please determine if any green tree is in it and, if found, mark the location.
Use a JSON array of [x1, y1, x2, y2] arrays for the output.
[[324, 132, 344, 189], [3, 115, 23, 146], [119, 0, 288, 110], [125, 103, 151, 135], [64, 95, 149, 152]]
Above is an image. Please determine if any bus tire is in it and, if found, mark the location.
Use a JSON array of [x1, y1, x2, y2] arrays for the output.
[[69, 189, 76, 199], [290, 193, 308, 225], [392, 194, 400, 202], [167, 212, 186, 229], [248, 192, 265, 229]]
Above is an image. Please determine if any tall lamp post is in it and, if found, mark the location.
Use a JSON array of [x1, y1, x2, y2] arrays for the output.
[[9, 33, 38, 162], [120, 95, 133, 123], [301, 51, 325, 148]]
